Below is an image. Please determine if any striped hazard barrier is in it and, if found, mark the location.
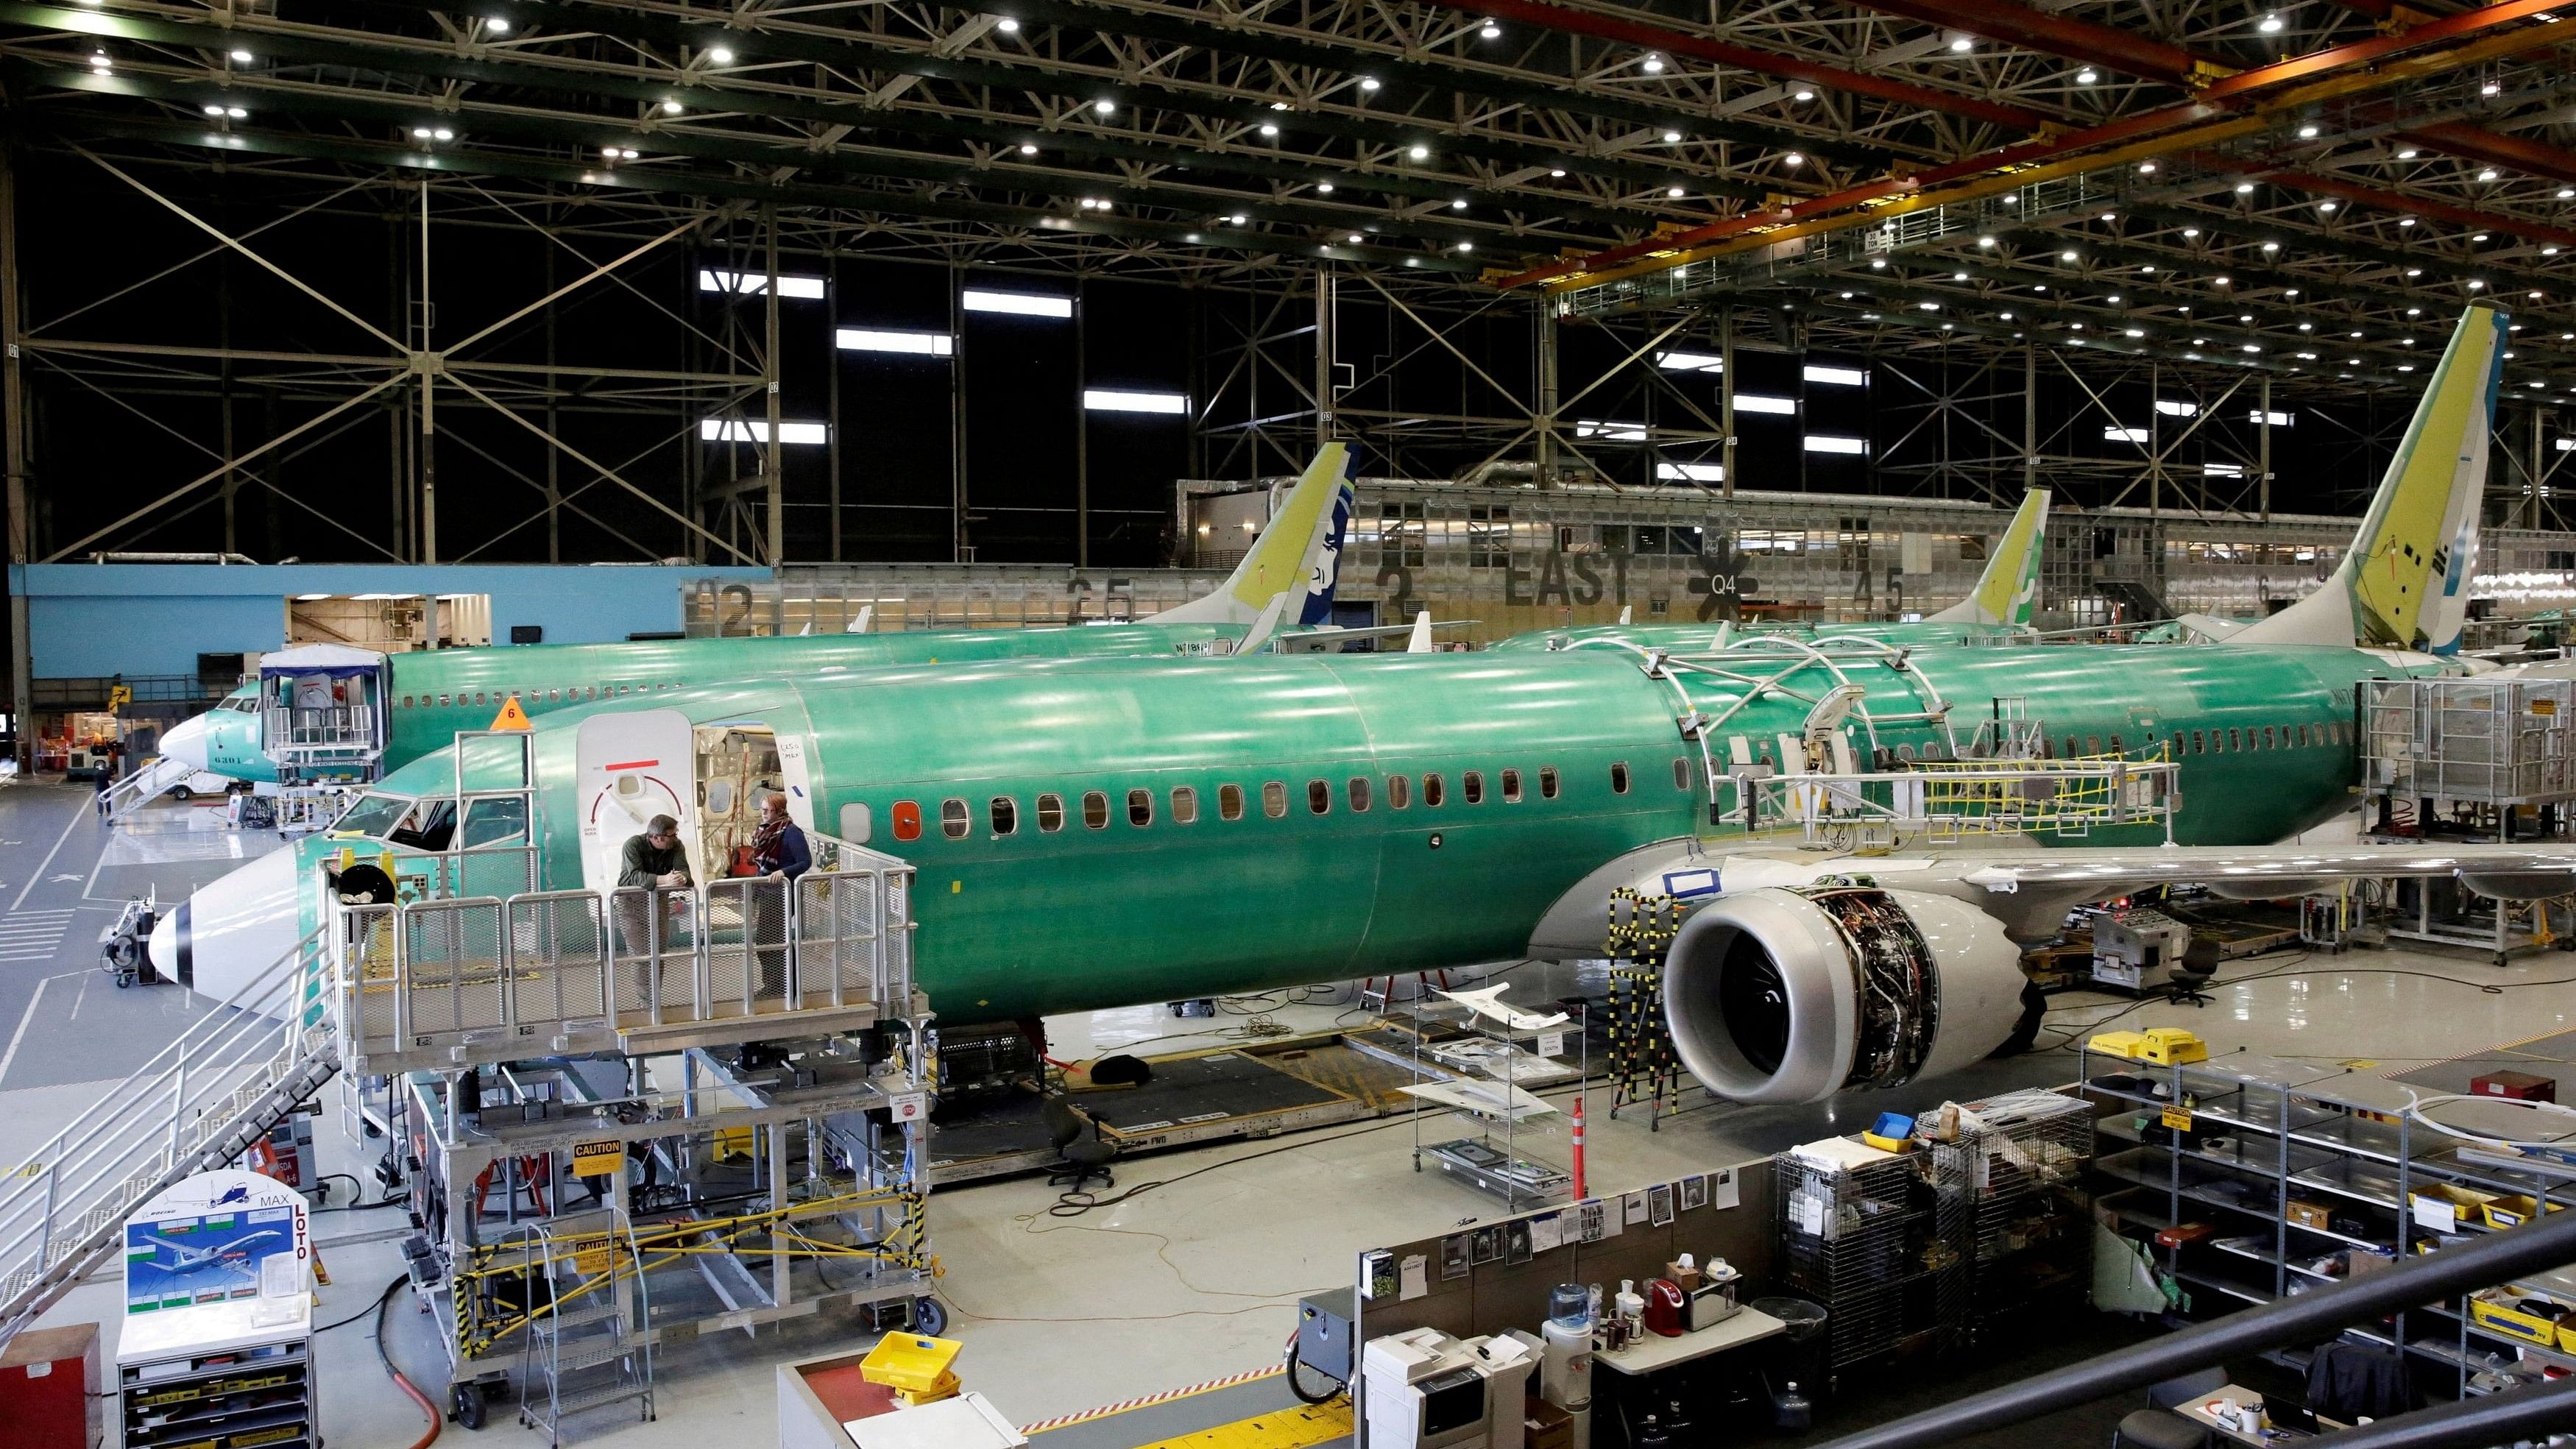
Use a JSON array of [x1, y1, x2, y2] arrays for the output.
[[1021, 1365, 1283, 1435]]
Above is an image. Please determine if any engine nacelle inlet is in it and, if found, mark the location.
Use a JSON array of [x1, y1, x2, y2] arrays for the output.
[[1663, 885, 2028, 1105]]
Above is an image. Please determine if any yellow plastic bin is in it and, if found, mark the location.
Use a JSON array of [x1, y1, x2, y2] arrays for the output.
[[2481, 1195, 2563, 1230], [860, 1333, 964, 1406], [2469, 1289, 2566, 1346]]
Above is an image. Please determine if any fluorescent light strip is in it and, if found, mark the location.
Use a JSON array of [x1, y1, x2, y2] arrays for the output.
[[2154, 400, 2198, 417], [701, 419, 830, 444], [2104, 425, 2150, 444], [1656, 461, 1726, 482], [1734, 394, 1797, 415], [698, 269, 825, 300], [1083, 389, 1189, 414], [838, 327, 954, 356], [1802, 364, 1866, 386], [2248, 410, 2295, 427], [1802, 435, 1866, 456], [963, 289, 1074, 318], [1655, 351, 1724, 372]]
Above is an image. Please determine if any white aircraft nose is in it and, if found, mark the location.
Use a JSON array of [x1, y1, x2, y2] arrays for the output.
[[160, 713, 210, 771], [150, 848, 302, 1008]]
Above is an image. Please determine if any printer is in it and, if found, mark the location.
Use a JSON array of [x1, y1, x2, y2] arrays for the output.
[[1361, 1328, 1538, 1449]]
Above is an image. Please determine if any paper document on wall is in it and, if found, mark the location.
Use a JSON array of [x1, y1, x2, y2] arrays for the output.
[[1399, 1254, 1428, 1301]]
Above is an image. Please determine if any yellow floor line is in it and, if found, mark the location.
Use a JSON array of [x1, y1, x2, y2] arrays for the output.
[[1132, 1399, 1352, 1449]]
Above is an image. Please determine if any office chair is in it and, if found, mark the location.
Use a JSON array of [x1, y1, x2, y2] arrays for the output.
[[1043, 1097, 1118, 1193], [2111, 1367, 2228, 1449]]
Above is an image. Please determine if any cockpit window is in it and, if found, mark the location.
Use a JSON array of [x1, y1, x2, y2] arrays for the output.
[[460, 798, 528, 849], [223, 695, 260, 713], [332, 794, 412, 837], [388, 800, 457, 851]]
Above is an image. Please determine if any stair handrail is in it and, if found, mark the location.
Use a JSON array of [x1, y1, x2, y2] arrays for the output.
[[0, 925, 327, 1289]]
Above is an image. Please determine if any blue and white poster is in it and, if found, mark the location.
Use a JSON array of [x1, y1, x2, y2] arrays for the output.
[[123, 1170, 308, 1317]]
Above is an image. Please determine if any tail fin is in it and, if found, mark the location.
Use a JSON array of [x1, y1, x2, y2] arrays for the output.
[[1158, 444, 1354, 627], [1925, 488, 2049, 627], [2234, 305, 2506, 651], [1406, 610, 1434, 653]]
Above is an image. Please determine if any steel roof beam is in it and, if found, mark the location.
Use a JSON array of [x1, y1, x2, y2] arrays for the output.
[[1834, 0, 2209, 88]]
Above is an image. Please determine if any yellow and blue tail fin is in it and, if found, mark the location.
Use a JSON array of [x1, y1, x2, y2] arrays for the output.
[[2234, 305, 2505, 651], [1159, 444, 1354, 628]]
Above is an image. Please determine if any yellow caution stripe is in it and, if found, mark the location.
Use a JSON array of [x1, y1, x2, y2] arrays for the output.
[[1132, 1399, 1353, 1449]]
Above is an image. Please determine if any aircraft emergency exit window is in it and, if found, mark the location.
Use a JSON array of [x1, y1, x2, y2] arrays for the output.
[[1500, 769, 1521, 803], [1423, 773, 1445, 807], [1262, 782, 1287, 818], [1387, 775, 1410, 809], [1610, 762, 1630, 794], [1219, 784, 1245, 821], [1172, 787, 1198, 824], [941, 798, 970, 840], [892, 802, 921, 841], [1348, 777, 1371, 812], [1463, 771, 1485, 805], [1539, 767, 1559, 800], [1083, 791, 1111, 829], [1128, 789, 1154, 827], [991, 797, 1017, 836], [1307, 779, 1331, 815], [1037, 793, 1065, 832]]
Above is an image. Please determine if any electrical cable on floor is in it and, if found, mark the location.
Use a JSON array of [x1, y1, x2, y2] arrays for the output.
[[314, 1277, 408, 1334], [372, 1274, 442, 1449]]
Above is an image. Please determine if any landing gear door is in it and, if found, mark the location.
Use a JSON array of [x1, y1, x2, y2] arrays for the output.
[[574, 709, 698, 893]]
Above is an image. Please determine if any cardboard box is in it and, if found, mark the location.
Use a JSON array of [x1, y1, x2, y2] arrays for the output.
[[2471, 1070, 2558, 1102], [2286, 1200, 2333, 1230], [1525, 1398, 1574, 1449]]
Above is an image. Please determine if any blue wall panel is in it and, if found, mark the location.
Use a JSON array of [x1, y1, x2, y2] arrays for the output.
[[10, 564, 771, 679]]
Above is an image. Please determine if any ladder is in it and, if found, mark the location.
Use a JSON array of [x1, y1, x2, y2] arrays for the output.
[[513, 1214, 656, 1446], [0, 927, 338, 1350], [97, 756, 199, 824]]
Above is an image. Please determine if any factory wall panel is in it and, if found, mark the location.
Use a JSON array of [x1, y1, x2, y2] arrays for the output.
[[13, 564, 770, 679]]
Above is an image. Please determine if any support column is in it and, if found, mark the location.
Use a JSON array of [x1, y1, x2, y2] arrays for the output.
[[2258, 376, 2273, 524], [1075, 276, 1089, 567], [762, 206, 783, 567], [1719, 308, 1736, 500], [2535, 406, 2548, 531], [949, 267, 968, 563], [0, 146, 32, 770], [544, 240, 561, 563], [826, 253, 842, 564], [2022, 343, 2037, 502], [1534, 301, 1557, 488], [1315, 264, 1337, 447], [417, 180, 437, 564]]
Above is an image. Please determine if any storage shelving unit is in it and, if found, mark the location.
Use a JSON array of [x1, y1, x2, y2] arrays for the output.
[[2081, 1046, 2576, 1398], [1406, 996, 1582, 1211], [119, 1322, 315, 1449]]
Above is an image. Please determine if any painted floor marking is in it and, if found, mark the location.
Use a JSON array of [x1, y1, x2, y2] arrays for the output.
[[1022, 1367, 1285, 1435]]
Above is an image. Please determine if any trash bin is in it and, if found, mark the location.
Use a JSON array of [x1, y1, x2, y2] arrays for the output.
[[1751, 1296, 1829, 1431]]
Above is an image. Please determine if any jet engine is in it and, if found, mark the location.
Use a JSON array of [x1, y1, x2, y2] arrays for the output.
[[1662, 885, 2028, 1105]]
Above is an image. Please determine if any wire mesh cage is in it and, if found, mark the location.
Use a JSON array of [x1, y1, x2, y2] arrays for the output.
[[1774, 1148, 1949, 1375], [1922, 1091, 2095, 1343]]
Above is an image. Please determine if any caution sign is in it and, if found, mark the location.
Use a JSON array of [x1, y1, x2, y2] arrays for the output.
[[489, 695, 534, 731], [2160, 1105, 2193, 1132], [569, 1138, 625, 1177]]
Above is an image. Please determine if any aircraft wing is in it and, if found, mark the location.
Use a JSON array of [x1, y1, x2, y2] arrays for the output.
[[1437, 984, 1571, 1032]]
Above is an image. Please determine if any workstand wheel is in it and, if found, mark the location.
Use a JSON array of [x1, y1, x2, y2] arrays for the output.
[[1284, 1342, 1342, 1405], [911, 1298, 947, 1336], [450, 1383, 485, 1431]]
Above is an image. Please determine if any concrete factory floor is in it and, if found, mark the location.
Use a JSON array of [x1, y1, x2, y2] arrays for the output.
[[9, 783, 2576, 1445]]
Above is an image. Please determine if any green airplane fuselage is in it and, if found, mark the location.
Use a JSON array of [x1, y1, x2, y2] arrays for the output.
[[306, 641, 2430, 1021], [189, 623, 1245, 784]]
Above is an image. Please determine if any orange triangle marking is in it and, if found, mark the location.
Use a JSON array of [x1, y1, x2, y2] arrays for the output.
[[489, 695, 535, 731]]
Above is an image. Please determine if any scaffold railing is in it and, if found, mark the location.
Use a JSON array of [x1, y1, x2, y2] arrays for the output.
[[1731, 751, 2179, 849]]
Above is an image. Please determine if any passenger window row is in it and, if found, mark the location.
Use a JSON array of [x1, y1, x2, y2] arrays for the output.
[[398, 682, 681, 709], [2168, 720, 2351, 757], [892, 761, 1629, 842]]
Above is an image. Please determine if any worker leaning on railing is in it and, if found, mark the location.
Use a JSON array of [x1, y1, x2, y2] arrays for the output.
[[615, 815, 693, 1005]]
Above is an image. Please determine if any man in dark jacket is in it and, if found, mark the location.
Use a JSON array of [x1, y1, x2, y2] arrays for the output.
[[616, 815, 692, 1008], [750, 793, 810, 999]]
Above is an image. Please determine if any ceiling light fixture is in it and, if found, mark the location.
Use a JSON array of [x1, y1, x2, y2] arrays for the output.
[[1793, 88, 1814, 101], [662, 100, 683, 114], [2298, 124, 2318, 138], [1480, 18, 1501, 38], [1317, 181, 1334, 193], [1663, 130, 1682, 144], [2236, 182, 2255, 194], [1641, 53, 1664, 73], [1409, 144, 1429, 160], [1019, 142, 1037, 155], [707, 46, 733, 63], [996, 17, 1018, 32], [1094, 99, 1115, 113], [1949, 35, 1973, 51], [2077, 68, 2098, 83], [1667, 186, 1685, 198], [1359, 77, 1380, 91], [228, 48, 252, 62], [1260, 123, 1279, 136], [2259, 12, 2284, 31]]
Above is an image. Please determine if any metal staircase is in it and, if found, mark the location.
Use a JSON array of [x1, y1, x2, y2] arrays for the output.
[[0, 927, 339, 1348], [512, 1214, 656, 1446], [97, 756, 198, 823]]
